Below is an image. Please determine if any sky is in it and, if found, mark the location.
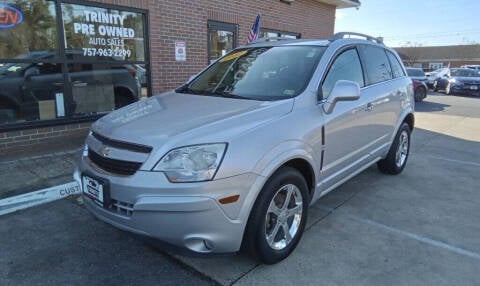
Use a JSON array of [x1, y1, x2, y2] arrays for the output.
[[335, 0, 480, 47]]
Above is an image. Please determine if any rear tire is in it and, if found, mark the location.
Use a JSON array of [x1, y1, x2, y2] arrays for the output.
[[377, 123, 411, 175], [414, 86, 426, 102], [243, 167, 309, 264], [114, 91, 134, 109]]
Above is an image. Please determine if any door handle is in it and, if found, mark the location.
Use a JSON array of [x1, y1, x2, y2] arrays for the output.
[[72, 81, 87, 87], [366, 102, 373, 111], [53, 82, 64, 86]]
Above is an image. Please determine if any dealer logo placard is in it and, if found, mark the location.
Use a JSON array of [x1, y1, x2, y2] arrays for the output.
[[0, 4, 23, 29]]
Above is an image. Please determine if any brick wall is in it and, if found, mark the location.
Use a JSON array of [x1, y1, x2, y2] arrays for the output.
[[0, 123, 91, 156], [0, 0, 336, 154], [94, 0, 336, 93]]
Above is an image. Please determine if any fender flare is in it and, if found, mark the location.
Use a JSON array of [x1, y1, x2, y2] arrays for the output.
[[237, 141, 319, 226], [385, 109, 415, 156]]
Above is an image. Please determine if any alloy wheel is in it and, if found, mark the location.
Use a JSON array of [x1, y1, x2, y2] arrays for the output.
[[264, 184, 303, 250], [395, 130, 409, 168]]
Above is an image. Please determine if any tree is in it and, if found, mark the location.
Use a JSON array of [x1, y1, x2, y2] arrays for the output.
[[400, 41, 423, 67], [0, 1, 57, 58]]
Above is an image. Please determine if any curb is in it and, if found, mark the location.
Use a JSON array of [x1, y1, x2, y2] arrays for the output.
[[0, 181, 81, 216]]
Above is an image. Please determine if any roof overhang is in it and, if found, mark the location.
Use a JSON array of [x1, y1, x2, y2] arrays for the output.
[[315, 0, 360, 8]]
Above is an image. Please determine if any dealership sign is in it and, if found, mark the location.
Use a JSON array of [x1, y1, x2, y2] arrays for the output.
[[0, 4, 23, 29], [72, 10, 136, 58]]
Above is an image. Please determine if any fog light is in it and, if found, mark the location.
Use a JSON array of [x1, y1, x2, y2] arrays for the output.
[[184, 237, 215, 253]]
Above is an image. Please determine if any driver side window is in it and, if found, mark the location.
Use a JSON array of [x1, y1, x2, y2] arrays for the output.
[[321, 48, 364, 99]]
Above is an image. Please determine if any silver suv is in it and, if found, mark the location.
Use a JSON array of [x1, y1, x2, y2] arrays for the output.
[[74, 32, 414, 264]]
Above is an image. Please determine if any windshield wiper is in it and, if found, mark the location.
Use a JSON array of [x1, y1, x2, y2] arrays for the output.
[[177, 85, 255, 100], [176, 85, 204, 95], [212, 90, 254, 100]]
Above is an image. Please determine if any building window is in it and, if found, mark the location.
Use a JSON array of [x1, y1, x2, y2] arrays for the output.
[[0, 0, 59, 59], [260, 29, 300, 39], [0, 1, 149, 129], [61, 3, 146, 61], [208, 21, 237, 63]]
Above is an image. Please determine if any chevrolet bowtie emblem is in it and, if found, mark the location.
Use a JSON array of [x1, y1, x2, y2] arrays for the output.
[[100, 146, 110, 157]]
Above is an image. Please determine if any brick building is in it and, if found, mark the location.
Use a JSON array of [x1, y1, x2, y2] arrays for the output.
[[0, 0, 360, 154], [395, 45, 480, 71]]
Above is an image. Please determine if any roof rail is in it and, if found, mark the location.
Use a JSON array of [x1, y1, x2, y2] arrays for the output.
[[248, 37, 293, 45], [330, 32, 384, 45]]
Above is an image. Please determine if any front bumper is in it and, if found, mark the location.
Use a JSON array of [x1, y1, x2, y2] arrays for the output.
[[450, 85, 480, 95], [74, 156, 262, 254]]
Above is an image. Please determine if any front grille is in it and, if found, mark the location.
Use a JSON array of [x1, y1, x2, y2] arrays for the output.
[[92, 132, 152, 153], [88, 148, 142, 175], [108, 199, 134, 217]]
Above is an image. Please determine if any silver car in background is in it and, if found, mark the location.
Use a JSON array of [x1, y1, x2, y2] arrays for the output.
[[75, 32, 414, 264]]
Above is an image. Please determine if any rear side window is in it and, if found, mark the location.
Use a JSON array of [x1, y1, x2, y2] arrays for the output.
[[358, 45, 392, 85], [322, 48, 364, 99], [387, 51, 406, 78]]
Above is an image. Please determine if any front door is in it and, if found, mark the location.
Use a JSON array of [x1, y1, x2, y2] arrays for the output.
[[317, 47, 372, 192]]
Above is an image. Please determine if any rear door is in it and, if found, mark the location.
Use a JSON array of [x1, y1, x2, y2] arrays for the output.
[[356, 44, 401, 158]]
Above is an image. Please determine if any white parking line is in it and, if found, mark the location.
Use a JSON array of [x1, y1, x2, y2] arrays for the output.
[[317, 206, 480, 262], [0, 182, 81, 216], [426, 155, 480, 167]]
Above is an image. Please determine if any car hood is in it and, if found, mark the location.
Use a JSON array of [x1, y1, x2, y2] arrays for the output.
[[92, 91, 294, 149], [451, 76, 480, 83], [409, 76, 427, 81]]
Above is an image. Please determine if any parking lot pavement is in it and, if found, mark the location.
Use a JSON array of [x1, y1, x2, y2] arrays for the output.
[[172, 92, 480, 285], [0, 198, 217, 286], [0, 148, 81, 200], [1, 92, 479, 285]]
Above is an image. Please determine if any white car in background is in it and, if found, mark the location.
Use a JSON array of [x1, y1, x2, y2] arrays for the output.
[[426, 68, 448, 88]]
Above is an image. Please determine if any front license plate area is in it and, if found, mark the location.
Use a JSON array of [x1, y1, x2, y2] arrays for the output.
[[82, 174, 110, 208]]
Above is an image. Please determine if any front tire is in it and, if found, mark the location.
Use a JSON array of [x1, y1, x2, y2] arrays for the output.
[[243, 167, 309, 264], [445, 83, 452, 95], [377, 123, 411, 175], [0, 101, 18, 123]]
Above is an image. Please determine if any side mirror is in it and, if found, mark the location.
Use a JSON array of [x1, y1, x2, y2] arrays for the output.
[[322, 80, 360, 114], [24, 66, 40, 80], [188, 73, 200, 82]]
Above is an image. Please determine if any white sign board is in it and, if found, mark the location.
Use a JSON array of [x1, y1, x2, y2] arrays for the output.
[[175, 41, 186, 61], [55, 93, 65, 117]]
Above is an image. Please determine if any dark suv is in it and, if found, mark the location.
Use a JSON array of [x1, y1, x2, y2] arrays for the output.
[[0, 50, 140, 123]]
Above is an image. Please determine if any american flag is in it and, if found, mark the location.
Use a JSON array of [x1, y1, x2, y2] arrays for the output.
[[247, 14, 261, 44]]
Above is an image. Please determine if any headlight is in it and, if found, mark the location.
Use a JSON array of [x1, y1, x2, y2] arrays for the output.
[[449, 78, 461, 84], [153, 143, 227, 182]]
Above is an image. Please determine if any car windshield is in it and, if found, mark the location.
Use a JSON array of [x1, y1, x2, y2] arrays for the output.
[[178, 46, 326, 100], [406, 69, 425, 77], [450, 68, 479, 77], [0, 63, 30, 75]]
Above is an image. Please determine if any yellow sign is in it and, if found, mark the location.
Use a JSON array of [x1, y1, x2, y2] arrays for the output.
[[219, 50, 247, 63]]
